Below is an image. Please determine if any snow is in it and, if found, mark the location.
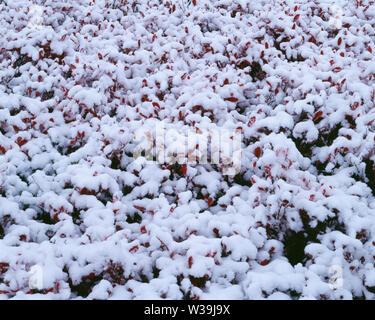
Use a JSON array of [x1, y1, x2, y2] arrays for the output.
[[0, 0, 374, 300]]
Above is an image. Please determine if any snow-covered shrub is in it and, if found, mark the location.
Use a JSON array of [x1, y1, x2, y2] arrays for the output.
[[0, 0, 374, 299]]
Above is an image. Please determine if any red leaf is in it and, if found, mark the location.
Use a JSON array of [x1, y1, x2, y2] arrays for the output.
[[0, 263, 9, 273], [207, 198, 213, 206], [293, 14, 300, 22], [140, 226, 147, 234], [260, 259, 269, 266], [192, 0, 196, 5], [134, 205, 146, 211], [16, 137, 28, 147], [313, 110, 323, 122], [368, 46, 373, 54], [338, 37, 342, 46], [188, 256, 193, 268], [129, 245, 139, 253], [247, 116, 256, 127], [224, 97, 238, 102], [254, 146, 262, 158], [309, 36, 317, 44], [181, 163, 187, 176], [351, 102, 359, 110]]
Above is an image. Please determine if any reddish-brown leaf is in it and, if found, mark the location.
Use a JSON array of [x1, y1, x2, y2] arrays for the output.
[[188, 256, 193, 268], [134, 205, 146, 211], [224, 97, 238, 102], [254, 146, 262, 158], [313, 110, 323, 122], [260, 259, 269, 266]]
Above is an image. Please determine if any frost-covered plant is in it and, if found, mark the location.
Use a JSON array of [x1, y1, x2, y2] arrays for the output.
[[0, 0, 374, 300]]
